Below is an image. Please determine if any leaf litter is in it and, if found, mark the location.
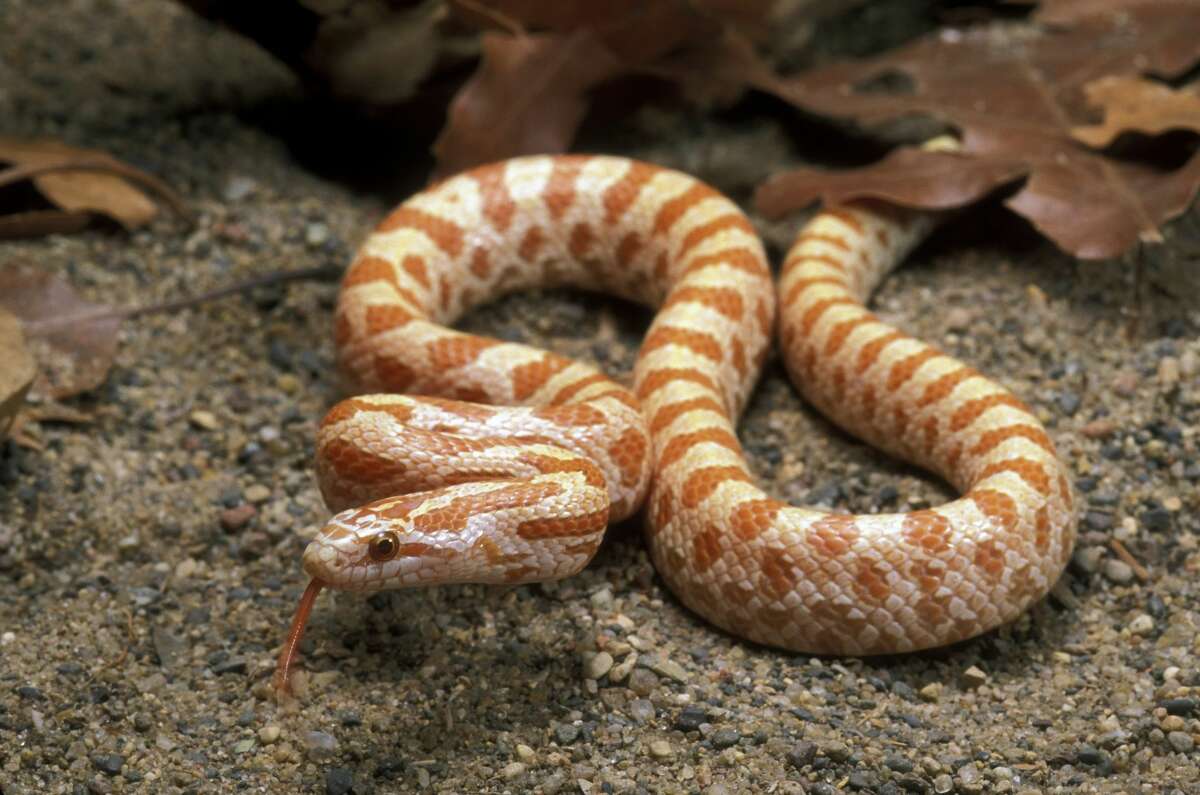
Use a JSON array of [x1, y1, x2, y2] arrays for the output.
[[751, 0, 1200, 259]]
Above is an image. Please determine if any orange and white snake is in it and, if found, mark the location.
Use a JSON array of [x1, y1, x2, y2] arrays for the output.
[[274, 155, 1076, 691]]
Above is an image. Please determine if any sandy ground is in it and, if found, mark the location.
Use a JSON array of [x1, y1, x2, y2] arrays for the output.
[[1, 2, 1199, 794]]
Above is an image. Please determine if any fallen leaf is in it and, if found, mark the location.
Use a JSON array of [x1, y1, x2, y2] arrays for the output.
[[432, 30, 625, 177], [433, 0, 788, 176], [0, 309, 36, 440], [1072, 76, 1200, 148], [752, 1, 1200, 259], [309, 0, 443, 105], [0, 263, 123, 399], [0, 137, 189, 235]]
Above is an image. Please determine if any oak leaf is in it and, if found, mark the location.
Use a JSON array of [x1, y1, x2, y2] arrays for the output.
[[753, 1, 1200, 259], [1071, 76, 1200, 148], [0, 138, 188, 238], [0, 309, 35, 441], [0, 263, 123, 400]]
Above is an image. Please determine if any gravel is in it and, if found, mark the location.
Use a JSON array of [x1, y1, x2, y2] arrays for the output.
[[1, 1, 1198, 793]]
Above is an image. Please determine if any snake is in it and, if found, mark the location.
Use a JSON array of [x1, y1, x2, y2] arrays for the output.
[[273, 155, 1076, 692]]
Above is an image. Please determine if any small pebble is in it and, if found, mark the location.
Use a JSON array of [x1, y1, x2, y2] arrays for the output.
[[676, 704, 709, 732], [609, 651, 638, 682], [515, 743, 535, 763], [244, 484, 271, 503], [583, 651, 614, 680], [1158, 357, 1180, 388], [188, 410, 220, 430], [648, 739, 674, 759], [500, 762, 527, 780], [554, 723, 580, 745], [919, 682, 943, 702], [1167, 731, 1194, 753], [303, 730, 338, 761], [711, 728, 740, 749], [306, 223, 331, 247], [786, 742, 816, 769], [92, 755, 123, 776], [822, 741, 850, 762], [628, 699, 654, 723], [961, 665, 987, 689], [1128, 613, 1155, 636], [1103, 559, 1134, 584], [647, 656, 688, 683], [325, 767, 353, 795], [222, 174, 258, 201], [220, 504, 257, 532], [627, 668, 659, 697], [259, 725, 281, 745]]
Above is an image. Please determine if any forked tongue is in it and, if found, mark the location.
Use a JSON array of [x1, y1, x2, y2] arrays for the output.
[[273, 579, 325, 695]]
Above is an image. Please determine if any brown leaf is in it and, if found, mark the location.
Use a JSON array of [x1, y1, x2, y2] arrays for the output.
[[308, 1, 442, 106], [0, 263, 124, 399], [0, 309, 36, 440], [1072, 76, 1200, 148], [432, 30, 625, 178], [753, 1, 1200, 259], [0, 137, 188, 232], [434, 0, 786, 176], [757, 146, 1028, 215]]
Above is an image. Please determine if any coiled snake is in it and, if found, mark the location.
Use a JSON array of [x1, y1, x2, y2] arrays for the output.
[[274, 155, 1076, 691]]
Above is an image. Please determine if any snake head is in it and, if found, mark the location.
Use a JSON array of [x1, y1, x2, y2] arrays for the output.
[[302, 493, 470, 590]]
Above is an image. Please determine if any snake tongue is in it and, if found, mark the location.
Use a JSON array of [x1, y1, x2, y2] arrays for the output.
[[273, 578, 325, 696]]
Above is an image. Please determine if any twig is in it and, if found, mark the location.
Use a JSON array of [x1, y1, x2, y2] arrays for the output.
[[124, 265, 342, 319], [1109, 538, 1151, 582]]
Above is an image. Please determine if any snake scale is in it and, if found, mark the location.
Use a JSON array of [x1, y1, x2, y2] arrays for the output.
[[274, 155, 1076, 691]]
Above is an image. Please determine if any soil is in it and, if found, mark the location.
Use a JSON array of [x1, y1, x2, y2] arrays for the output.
[[1, 2, 1198, 794]]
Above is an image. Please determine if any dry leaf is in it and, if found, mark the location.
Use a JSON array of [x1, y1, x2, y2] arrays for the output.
[[1072, 76, 1200, 148], [0, 137, 188, 235], [432, 30, 625, 177], [0, 309, 36, 440], [434, 0, 783, 176], [0, 263, 124, 399], [309, 0, 443, 105], [752, 1, 1200, 259]]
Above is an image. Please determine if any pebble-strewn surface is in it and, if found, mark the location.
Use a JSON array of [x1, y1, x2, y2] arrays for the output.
[[2, 2, 1198, 794]]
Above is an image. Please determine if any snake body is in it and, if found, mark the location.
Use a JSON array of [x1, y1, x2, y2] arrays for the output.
[[275, 155, 1076, 689]]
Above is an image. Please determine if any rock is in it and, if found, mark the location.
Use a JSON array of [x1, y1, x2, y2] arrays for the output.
[[554, 723, 580, 745], [1103, 559, 1134, 584], [92, 754, 124, 776], [303, 731, 338, 761], [1158, 357, 1180, 389], [500, 762, 527, 780], [648, 739, 674, 759], [1167, 731, 1194, 753], [711, 728, 741, 749], [220, 504, 257, 532], [188, 410, 220, 430], [583, 651, 614, 680], [628, 699, 654, 723], [646, 656, 688, 683], [627, 668, 659, 697], [325, 767, 353, 795], [244, 484, 271, 503], [1128, 613, 1155, 636], [960, 666, 988, 689], [919, 682, 943, 702], [676, 704, 709, 732], [259, 725, 281, 744], [786, 742, 816, 769]]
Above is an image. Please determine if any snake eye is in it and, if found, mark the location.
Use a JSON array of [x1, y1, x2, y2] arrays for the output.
[[368, 531, 400, 562]]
